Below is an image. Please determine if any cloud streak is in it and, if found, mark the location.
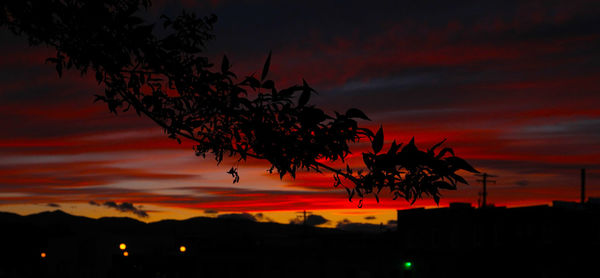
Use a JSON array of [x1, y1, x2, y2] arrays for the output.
[[90, 201, 149, 218]]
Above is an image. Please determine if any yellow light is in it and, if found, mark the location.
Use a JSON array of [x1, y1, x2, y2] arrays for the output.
[[179, 246, 186, 253], [123, 251, 129, 257], [119, 243, 126, 250], [40, 252, 46, 258]]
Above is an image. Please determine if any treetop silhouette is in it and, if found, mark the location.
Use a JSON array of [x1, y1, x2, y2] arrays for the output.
[[1, 0, 478, 206]]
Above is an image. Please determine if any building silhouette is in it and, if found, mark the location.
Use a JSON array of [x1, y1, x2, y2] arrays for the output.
[[396, 199, 600, 277]]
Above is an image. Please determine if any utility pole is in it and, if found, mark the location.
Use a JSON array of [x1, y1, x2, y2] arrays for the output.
[[303, 210, 307, 226], [581, 168, 586, 204], [476, 173, 497, 208], [295, 210, 310, 226]]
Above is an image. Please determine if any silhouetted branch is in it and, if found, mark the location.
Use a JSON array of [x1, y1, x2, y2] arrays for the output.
[[1, 0, 479, 205]]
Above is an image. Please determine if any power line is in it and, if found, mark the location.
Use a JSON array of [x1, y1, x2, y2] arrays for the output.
[[475, 173, 497, 208]]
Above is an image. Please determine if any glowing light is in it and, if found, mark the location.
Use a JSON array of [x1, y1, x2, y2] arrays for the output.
[[40, 252, 46, 258], [119, 243, 126, 250], [403, 261, 413, 270], [179, 246, 186, 252], [123, 251, 129, 257]]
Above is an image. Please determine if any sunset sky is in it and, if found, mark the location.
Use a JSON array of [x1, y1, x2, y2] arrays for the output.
[[1, 0, 599, 227]]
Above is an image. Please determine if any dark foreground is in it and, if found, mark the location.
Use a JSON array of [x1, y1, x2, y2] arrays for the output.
[[0, 203, 598, 278]]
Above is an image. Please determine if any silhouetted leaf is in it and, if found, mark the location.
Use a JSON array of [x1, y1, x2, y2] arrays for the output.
[[451, 173, 469, 184], [95, 70, 103, 84], [446, 156, 479, 173], [428, 138, 446, 155], [56, 62, 63, 77], [436, 147, 454, 159], [345, 108, 370, 121], [372, 126, 384, 154], [298, 81, 311, 107], [358, 128, 374, 138], [433, 194, 440, 205], [346, 187, 355, 202], [363, 153, 373, 169], [221, 55, 229, 73], [261, 50, 271, 81], [402, 137, 417, 153], [242, 76, 261, 89], [262, 80, 274, 89], [387, 140, 401, 155]]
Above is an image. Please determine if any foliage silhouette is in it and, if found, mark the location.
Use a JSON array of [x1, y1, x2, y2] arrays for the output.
[[1, 0, 478, 205]]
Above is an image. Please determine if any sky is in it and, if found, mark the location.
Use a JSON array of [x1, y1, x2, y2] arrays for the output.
[[1, 0, 599, 227]]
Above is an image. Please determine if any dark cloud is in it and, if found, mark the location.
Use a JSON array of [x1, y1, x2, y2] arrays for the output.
[[217, 212, 256, 222], [305, 215, 329, 226], [364, 216, 376, 220], [89, 201, 100, 206], [46, 203, 60, 207], [102, 201, 149, 218], [204, 209, 218, 214], [336, 219, 396, 233], [516, 180, 530, 187]]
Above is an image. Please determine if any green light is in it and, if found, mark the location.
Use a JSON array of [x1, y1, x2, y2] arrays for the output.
[[403, 261, 412, 270]]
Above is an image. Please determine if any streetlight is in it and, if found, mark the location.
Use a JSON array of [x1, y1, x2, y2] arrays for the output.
[[179, 246, 186, 253], [40, 252, 47, 258], [119, 243, 126, 250]]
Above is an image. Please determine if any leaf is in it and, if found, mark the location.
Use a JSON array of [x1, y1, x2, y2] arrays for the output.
[[436, 147, 454, 159], [45, 57, 58, 64], [433, 194, 440, 205], [428, 138, 446, 155], [387, 140, 402, 155], [358, 128, 374, 138], [93, 94, 106, 103], [261, 51, 271, 81], [278, 85, 302, 98], [402, 137, 417, 153], [346, 187, 355, 202], [279, 169, 287, 179], [262, 80, 274, 89], [298, 82, 311, 107], [446, 156, 479, 173], [345, 108, 370, 121], [95, 71, 103, 84], [362, 153, 373, 169], [372, 126, 384, 154], [450, 173, 469, 184], [221, 55, 229, 73], [55, 62, 63, 77], [242, 76, 261, 89]]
